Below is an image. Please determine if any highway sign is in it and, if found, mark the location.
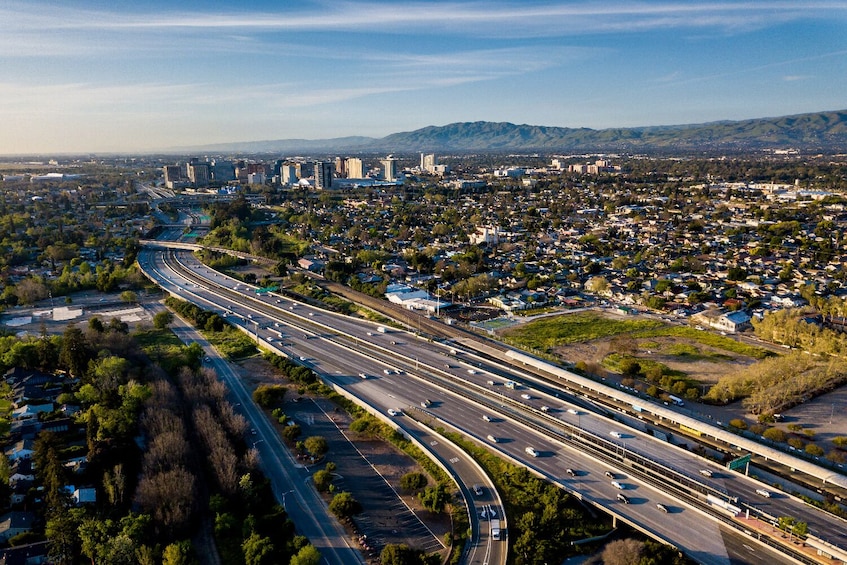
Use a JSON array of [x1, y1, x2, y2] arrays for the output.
[[727, 453, 751, 472]]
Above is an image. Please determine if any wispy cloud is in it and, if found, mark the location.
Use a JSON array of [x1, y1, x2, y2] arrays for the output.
[[2, 1, 845, 152], [654, 71, 683, 84], [2, 1, 841, 68], [653, 49, 847, 88], [4, 1, 844, 36], [0, 70, 522, 118], [0, 82, 198, 116]]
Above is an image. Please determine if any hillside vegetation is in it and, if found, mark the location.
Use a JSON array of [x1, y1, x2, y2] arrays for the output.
[[187, 109, 847, 153]]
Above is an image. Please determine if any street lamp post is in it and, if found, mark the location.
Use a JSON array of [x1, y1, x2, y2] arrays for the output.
[[281, 489, 294, 511]]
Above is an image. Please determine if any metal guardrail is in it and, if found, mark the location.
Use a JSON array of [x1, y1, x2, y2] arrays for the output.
[[158, 249, 816, 564], [309, 333, 811, 562], [152, 250, 508, 565], [336, 343, 818, 564]]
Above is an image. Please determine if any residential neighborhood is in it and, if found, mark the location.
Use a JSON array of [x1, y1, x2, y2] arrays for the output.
[[0, 150, 846, 563], [141, 153, 846, 337]]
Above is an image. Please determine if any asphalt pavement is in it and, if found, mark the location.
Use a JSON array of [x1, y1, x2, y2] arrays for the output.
[[161, 308, 366, 565]]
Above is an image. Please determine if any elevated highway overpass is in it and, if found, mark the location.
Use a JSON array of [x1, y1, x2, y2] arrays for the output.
[[139, 245, 847, 564]]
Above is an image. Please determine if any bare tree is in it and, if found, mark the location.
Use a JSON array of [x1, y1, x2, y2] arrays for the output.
[[135, 467, 197, 532], [218, 402, 248, 438], [601, 539, 644, 565], [143, 431, 189, 475]]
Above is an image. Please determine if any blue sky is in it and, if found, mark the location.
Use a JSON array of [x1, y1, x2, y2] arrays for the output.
[[2, 1, 847, 154]]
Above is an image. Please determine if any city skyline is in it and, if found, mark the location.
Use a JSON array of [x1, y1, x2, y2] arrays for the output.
[[2, 0, 847, 154]]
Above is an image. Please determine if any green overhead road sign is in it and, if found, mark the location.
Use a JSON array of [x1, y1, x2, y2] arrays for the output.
[[727, 453, 752, 472], [255, 285, 279, 294]]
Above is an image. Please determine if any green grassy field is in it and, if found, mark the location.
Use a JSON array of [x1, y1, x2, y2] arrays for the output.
[[501, 311, 664, 350], [662, 342, 732, 361], [639, 325, 772, 359], [134, 328, 184, 349], [502, 311, 772, 359], [474, 317, 516, 331], [136, 326, 256, 367]]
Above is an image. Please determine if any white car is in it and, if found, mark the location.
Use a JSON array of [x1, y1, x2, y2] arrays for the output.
[[487, 434, 499, 443], [482, 415, 492, 422], [611, 480, 624, 489], [525, 446, 539, 457], [609, 431, 623, 438], [387, 408, 402, 417], [755, 488, 772, 498], [567, 408, 579, 415], [521, 393, 531, 400], [473, 484, 483, 496], [699, 469, 713, 477], [540, 406, 550, 412]]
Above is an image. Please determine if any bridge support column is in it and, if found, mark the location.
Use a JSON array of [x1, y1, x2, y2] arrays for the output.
[[612, 516, 617, 528]]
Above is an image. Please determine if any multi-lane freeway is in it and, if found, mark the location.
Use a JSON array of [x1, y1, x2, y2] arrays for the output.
[[139, 245, 847, 565]]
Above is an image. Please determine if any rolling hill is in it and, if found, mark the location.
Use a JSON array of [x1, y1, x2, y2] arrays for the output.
[[182, 109, 847, 154]]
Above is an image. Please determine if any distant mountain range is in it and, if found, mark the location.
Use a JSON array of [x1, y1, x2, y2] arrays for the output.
[[182, 109, 847, 154]]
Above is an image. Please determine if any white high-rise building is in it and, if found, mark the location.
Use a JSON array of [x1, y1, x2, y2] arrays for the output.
[[346, 158, 365, 179], [281, 165, 297, 185], [381, 156, 398, 181], [421, 153, 436, 172]]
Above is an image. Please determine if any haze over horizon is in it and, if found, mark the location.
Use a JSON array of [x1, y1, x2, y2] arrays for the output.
[[2, 1, 847, 155]]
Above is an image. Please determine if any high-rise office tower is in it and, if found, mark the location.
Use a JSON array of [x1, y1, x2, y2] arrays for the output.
[[346, 158, 365, 179], [315, 161, 334, 189]]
